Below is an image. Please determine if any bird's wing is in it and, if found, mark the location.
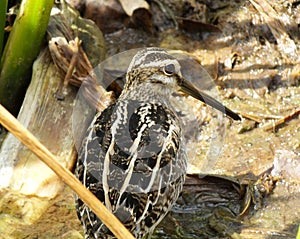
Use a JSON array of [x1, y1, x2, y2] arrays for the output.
[[76, 100, 186, 237]]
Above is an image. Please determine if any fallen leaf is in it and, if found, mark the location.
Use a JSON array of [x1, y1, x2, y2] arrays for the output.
[[119, 0, 149, 16]]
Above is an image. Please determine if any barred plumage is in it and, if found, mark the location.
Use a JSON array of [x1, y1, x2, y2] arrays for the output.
[[75, 48, 240, 239]]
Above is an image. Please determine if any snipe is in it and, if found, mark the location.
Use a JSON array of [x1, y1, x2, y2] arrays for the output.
[[75, 48, 240, 239]]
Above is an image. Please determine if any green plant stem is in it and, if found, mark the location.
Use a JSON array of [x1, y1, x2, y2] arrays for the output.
[[0, 0, 7, 55], [0, 0, 54, 115]]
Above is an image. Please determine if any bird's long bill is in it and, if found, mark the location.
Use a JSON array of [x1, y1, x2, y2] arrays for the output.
[[179, 78, 241, 120]]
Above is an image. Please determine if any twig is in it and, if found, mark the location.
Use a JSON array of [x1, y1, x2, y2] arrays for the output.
[[262, 108, 300, 131], [0, 104, 134, 239], [238, 111, 289, 123], [238, 112, 262, 123], [62, 37, 80, 89]]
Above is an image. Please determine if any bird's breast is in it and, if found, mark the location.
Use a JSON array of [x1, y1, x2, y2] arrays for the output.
[[78, 100, 187, 194]]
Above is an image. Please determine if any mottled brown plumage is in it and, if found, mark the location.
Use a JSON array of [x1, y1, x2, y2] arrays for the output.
[[75, 48, 240, 239]]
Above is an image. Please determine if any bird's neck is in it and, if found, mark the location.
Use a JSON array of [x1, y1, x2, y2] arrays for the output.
[[119, 82, 173, 105]]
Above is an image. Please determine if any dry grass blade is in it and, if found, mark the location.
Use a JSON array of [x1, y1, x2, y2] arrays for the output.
[[0, 104, 135, 239], [249, 0, 298, 62], [49, 36, 114, 112]]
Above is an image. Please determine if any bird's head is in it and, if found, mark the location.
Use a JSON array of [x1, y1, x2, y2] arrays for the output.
[[124, 48, 241, 120]]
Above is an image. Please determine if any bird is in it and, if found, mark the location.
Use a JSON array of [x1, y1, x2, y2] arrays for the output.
[[75, 47, 241, 239]]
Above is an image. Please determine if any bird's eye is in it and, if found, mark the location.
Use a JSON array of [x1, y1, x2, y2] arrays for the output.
[[163, 64, 176, 76]]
